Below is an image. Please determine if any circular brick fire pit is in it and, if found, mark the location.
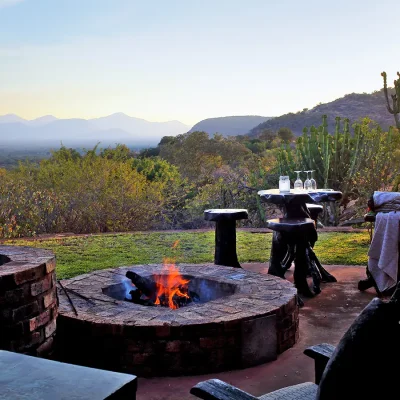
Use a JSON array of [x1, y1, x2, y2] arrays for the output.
[[0, 246, 57, 356], [57, 265, 298, 377]]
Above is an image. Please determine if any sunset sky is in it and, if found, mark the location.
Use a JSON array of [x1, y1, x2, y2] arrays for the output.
[[1, 0, 399, 125]]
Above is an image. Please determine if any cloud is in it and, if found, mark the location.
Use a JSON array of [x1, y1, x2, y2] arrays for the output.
[[0, 0, 25, 9]]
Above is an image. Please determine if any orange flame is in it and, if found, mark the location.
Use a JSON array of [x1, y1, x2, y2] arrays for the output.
[[153, 257, 190, 309]]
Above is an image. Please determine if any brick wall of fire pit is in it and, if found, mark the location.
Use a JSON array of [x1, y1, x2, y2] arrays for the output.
[[57, 265, 298, 377], [0, 246, 57, 357]]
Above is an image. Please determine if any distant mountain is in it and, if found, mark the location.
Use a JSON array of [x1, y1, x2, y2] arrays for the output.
[[249, 89, 395, 137], [91, 113, 189, 139], [0, 113, 191, 148], [28, 115, 58, 126], [189, 116, 272, 136], [0, 114, 26, 124]]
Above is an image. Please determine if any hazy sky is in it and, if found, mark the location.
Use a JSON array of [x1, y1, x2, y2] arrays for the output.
[[1, 0, 399, 125]]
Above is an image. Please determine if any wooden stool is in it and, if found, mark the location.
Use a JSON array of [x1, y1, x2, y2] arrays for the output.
[[204, 209, 248, 268], [306, 203, 323, 227], [266, 218, 316, 234], [266, 217, 331, 297]]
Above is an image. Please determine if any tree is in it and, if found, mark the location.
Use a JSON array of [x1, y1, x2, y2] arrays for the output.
[[139, 147, 160, 158], [277, 127, 294, 143], [259, 129, 277, 148], [159, 131, 251, 182], [158, 136, 176, 146], [100, 144, 134, 161]]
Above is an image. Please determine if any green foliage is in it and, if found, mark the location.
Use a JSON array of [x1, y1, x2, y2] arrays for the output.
[[139, 146, 160, 158], [237, 129, 281, 154], [100, 144, 135, 161], [0, 146, 188, 237], [159, 131, 251, 181], [277, 127, 294, 143], [3, 231, 369, 279], [132, 156, 180, 183]]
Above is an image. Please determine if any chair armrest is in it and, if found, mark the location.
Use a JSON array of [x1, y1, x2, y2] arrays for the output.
[[190, 379, 258, 400], [303, 343, 336, 384]]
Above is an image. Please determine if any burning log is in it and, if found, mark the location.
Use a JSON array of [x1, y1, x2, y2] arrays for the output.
[[125, 271, 160, 301], [126, 289, 155, 306], [125, 270, 200, 308]]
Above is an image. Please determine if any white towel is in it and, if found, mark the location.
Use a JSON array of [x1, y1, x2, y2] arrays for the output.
[[373, 191, 400, 208], [368, 211, 400, 292]]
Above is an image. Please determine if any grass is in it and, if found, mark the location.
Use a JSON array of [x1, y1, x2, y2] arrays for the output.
[[2, 230, 370, 279]]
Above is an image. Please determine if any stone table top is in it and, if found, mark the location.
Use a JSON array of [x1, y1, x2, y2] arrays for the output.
[[257, 189, 342, 206]]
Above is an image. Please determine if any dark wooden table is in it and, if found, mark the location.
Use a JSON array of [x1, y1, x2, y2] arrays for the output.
[[258, 189, 342, 297]]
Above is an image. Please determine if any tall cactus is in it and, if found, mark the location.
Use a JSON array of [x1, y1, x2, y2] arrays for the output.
[[381, 71, 400, 129]]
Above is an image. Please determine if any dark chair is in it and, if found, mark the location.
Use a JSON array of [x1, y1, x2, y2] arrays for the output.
[[204, 209, 248, 268], [358, 210, 400, 296], [190, 283, 400, 400], [358, 193, 400, 295]]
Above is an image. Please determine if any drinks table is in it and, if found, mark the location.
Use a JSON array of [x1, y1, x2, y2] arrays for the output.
[[258, 189, 342, 297]]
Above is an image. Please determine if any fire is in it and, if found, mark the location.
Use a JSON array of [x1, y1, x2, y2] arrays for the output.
[[154, 257, 190, 309]]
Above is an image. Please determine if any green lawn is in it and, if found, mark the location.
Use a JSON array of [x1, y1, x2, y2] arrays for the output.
[[2, 231, 370, 279]]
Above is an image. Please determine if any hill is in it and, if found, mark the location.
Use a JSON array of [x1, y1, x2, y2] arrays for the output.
[[0, 113, 191, 148], [248, 89, 395, 137], [190, 116, 271, 136]]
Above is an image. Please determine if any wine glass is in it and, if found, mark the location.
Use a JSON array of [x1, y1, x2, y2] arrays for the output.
[[310, 170, 317, 190], [294, 170, 303, 190], [304, 170, 312, 191]]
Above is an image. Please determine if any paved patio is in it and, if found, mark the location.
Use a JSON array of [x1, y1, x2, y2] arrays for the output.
[[136, 263, 378, 400]]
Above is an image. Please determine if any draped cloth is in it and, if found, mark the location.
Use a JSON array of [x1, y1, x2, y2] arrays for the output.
[[368, 211, 400, 292], [373, 191, 400, 212]]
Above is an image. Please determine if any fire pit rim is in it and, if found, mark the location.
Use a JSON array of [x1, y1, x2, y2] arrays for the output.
[[0, 245, 55, 278], [58, 264, 297, 327]]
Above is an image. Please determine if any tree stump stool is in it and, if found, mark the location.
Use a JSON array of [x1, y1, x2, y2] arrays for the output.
[[306, 203, 323, 227], [266, 217, 334, 297], [204, 209, 248, 268]]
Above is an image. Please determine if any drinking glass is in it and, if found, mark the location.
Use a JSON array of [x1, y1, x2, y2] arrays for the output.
[[310, 170, 317, 190], [303, 170, 312, 191], [279, 175, 290, 192], [294, 170, 303, 190]]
